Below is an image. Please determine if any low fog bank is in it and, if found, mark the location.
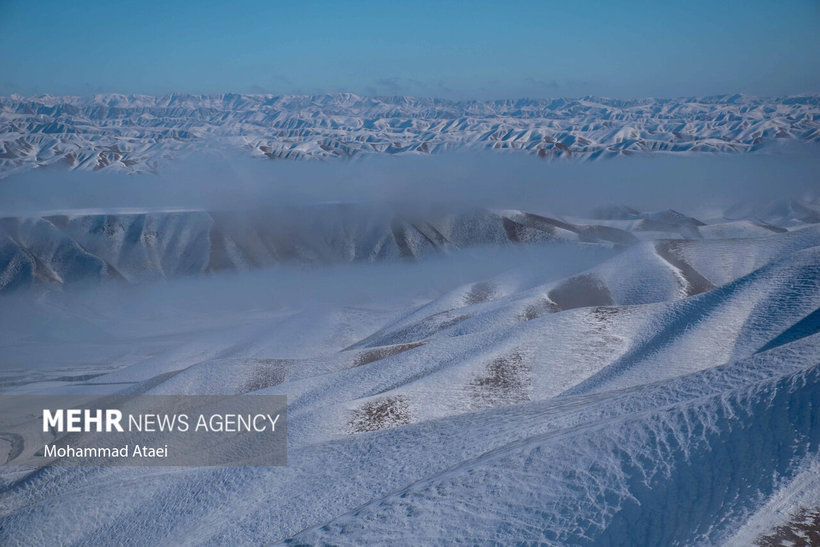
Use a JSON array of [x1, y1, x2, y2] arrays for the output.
[[0, 241, 613, 332], [1, 146, 818, 218], [0, 241, 614, 377]]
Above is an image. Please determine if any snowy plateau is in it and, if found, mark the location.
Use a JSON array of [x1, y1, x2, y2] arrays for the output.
[[0, 94, 819, 546]]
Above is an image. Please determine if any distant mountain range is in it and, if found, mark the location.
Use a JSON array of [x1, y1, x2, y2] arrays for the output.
[[1, 93, 818, 176]]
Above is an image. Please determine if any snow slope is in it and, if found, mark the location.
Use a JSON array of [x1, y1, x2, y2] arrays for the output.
[[0, 198, 819, 545]]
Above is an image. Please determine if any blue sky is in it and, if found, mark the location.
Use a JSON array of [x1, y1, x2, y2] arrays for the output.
[[1, 0, 818, 98]]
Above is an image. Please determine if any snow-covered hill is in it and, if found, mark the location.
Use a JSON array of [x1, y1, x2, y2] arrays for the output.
[[1, 93, 818, 176], [1, 196, 819, 545]]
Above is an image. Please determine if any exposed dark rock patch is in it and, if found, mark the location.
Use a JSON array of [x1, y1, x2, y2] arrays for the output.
[[348, 309, 472, 350], [353, 342, 426, 367], [548, 274, 614, 310], [592, 306, 619, 326], [755, 507, 820, 546], [520, 297, 558, 321], [390, 218, 415, 258], [464, 281, 499, 305], [577, 225, 639, 246], [517, 212, 577, 233], [349, 396, 411, 433], [506, 212, 637, 246], [655, 240, 716, 296], [502, 217, 529, 243], [501, 216, 555, 243], [239, 359, 290, 393], [471, 351, 530, 408], [751, 221, 788, 234]]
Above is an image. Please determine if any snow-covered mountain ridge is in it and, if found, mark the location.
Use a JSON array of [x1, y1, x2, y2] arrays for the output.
[[4, 198, 818, 294], [1, 93, 818, 176]]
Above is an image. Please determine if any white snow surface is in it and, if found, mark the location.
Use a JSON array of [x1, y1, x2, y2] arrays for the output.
[[0, 199, 819, 545]]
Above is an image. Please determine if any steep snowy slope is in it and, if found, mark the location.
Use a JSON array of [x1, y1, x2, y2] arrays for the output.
[[0, 207, 637, 293], [3, 202, 818, 294], [0, 203, 818, 545], [1, 298, 817, 545]]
